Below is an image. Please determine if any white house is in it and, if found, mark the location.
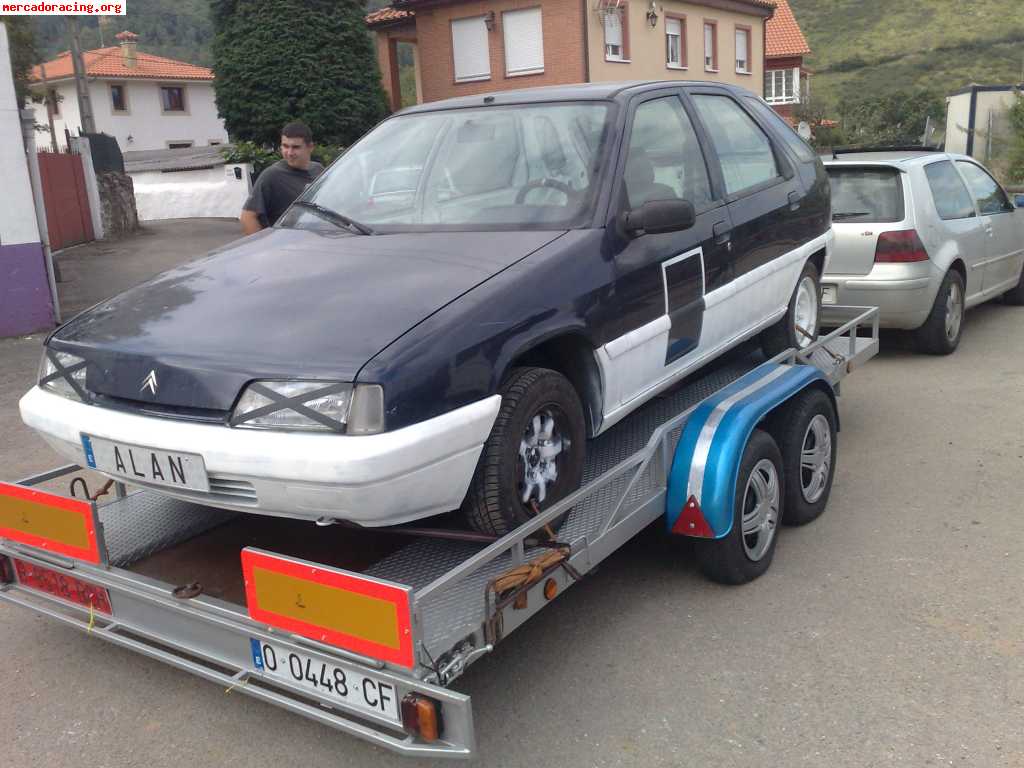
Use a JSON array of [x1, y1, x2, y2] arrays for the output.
[[30, 31, 228, 152]]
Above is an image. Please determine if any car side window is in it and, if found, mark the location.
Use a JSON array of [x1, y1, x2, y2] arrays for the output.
[[692, 94, 780, 196], [923, 160, 976, 220], [742, 96, 816, 163], [624, 96, 712, 211], [955, 161, 1014, 215]]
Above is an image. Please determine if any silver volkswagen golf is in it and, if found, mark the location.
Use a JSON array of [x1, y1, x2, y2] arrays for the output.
[[822, 149, 1024, 354]]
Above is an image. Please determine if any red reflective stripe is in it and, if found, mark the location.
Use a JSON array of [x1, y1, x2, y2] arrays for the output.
[[671, 495, 715, 537]]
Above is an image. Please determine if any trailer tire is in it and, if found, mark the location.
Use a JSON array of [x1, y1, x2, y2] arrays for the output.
[[760, 261, 820, 358], [694, 429, 783, 585], [773, 388, 837, 526], [461, 367, 585, 537]]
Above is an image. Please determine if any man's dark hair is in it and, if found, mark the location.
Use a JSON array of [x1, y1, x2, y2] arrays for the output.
[[281, 121, 313, 145]]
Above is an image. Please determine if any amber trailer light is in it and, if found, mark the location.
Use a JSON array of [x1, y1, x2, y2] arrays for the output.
[[0, 482, 103, 564], [241, 548, 415, 668], [401, 694, 443, 742], [12, 558, 112, 614]]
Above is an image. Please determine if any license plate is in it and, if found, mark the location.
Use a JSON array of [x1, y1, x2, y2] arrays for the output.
[[81, 435, 209, 492], [249, 639, 401, 723], [821, 284, 838, 304]]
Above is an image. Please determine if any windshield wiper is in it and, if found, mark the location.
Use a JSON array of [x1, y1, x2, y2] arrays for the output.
[[293, 201, 375, 235], [832, 211, 872, 220]]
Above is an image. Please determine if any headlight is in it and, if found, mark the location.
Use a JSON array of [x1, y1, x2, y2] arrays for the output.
[[231, 381, 384, 434], [38, 350, 87, 401]]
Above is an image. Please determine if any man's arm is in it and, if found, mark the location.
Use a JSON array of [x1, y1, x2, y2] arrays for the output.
[[240, 171, 270, 234], [240, 209, 263, 235]]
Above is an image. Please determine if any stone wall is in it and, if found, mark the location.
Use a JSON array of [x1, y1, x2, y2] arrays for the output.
[[96, 171, 139, 237]]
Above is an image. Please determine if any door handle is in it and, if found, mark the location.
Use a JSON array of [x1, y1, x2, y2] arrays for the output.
[[713, 220, 731, 246], [788, 191, 802, 211]]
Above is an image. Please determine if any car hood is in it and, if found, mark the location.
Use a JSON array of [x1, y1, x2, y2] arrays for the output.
[[52, 227, 565, 412]]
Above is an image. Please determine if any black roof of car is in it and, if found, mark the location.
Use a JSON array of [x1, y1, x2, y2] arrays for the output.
[[398, 80, 755, 114]]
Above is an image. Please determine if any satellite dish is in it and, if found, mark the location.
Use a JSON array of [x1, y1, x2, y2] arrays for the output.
[[797, 121, 812, 140]]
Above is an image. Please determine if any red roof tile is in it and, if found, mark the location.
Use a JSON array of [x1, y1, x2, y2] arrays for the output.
[[31, 46, 214, 82], [365, 7, 414, 27], [766, 0, 810, 58]]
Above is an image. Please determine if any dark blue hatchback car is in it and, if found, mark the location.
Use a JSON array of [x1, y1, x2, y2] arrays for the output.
[[23, 81, 832, 536]]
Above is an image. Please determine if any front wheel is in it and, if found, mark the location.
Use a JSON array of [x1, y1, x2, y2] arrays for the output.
[[761, 261, 820, 358], [694, 429, 783, 585], [461, 367, 586, 537]]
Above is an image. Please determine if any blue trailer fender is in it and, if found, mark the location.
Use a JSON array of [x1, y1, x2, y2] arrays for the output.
[[666, 361, 831, 538]]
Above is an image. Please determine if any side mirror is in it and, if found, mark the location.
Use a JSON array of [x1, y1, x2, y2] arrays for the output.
[[624, 199, 696, 235], [1014, 193, 1024, 208]]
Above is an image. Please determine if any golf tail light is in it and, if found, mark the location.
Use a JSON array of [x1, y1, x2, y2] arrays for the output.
[[874, 229, 929, 263], [401, 694, 442, 742], [13, 558, 112, 614]]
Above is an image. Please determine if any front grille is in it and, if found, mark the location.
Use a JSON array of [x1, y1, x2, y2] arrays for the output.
[[90, 393, 229, 424], [127, 475, 259, 507]]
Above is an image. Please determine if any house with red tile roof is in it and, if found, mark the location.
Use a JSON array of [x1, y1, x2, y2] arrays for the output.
[[367, 0, 777, 110], [763, 0, 810, 122], [30, 31, 228, 152]]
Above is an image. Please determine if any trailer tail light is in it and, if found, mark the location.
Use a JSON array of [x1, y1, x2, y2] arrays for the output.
[[401, 694, 443, 742], [0, 555, 12, 584], [671, 495, 715, 538], [874, 229, 929, 263], [12, 558, 112, 614]]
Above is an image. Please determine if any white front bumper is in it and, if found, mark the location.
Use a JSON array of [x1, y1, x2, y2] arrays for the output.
[[19, 386, 501, 526]]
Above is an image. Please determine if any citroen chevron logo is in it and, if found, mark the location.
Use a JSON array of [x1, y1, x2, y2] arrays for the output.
[[140, 370, 158, 395]]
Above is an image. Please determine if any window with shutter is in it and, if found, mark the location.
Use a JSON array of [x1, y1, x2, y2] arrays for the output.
[[703, 22, 717, 71], [666, 17, 683, 67], [604, 11, 624, 60], [452, 16, 491, 82], [735, 27, 749, 73], [503, 7, 544, 76]]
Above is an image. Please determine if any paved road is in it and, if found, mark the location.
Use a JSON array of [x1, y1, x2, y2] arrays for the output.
[[1, 224, 1021, 766]]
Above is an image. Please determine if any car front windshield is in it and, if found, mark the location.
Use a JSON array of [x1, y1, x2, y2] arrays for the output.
[[285, 102, 613, 232]]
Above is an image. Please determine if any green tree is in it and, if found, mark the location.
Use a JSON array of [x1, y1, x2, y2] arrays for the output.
[[836, 89, 945, 147], [1, 17, 37, 108], [211, 0, 388, 147], [1008, 90, 1024, 184]]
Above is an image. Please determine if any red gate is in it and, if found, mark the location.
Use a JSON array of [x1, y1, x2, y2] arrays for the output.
[[37, 150, 94, 251]]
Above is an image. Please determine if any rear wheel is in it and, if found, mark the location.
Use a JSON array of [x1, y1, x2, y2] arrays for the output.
[[772, 388, 837, 526], [461, 367, 586, 537], [761, 261, 820, 358], [915, 269, 964, 355], [694, 429, 783, 585]]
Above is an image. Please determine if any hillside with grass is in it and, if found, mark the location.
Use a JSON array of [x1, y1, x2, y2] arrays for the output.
[[790, 0, 1024, 113]]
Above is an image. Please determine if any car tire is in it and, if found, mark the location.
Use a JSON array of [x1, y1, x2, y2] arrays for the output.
[[770, 388, 837, 527], [914, 269, 965, 355], [1001, 263, 1024, 306], [694, 429, 783, 585], [760, 260, 820, 358], [461, 367, 586, 537]]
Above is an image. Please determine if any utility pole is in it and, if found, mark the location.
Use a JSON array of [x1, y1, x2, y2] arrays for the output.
[[65, 16, 96, 135]]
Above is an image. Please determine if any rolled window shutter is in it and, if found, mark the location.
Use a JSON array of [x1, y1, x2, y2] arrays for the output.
[[504, 8, 544, 74], [605, 13, 622, 47], [666, 18, 681, 36], [452, 17, 490, 81]]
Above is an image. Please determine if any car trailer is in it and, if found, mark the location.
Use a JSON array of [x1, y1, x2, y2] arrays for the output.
[[0, 306, 878, 759]]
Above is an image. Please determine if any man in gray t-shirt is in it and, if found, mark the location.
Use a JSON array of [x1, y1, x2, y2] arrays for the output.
[[240, 121, 325, 234]]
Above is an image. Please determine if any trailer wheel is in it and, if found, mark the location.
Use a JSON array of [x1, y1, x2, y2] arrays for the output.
[[461, 367, 586, 537], [695, 429, 783, 585], [774, 388, 837, 526]]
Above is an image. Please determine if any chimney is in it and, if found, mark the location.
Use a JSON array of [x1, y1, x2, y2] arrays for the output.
[[115, 30, 138, 68]]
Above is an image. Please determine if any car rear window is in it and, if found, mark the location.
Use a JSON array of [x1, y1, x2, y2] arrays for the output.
[[826, 167, 904, 223]]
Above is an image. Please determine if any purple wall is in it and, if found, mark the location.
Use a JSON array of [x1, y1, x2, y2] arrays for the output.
[[0, 242, 54, 337]]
